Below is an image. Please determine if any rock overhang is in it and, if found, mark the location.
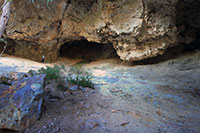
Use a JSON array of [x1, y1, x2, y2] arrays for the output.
[[1, 0, 199, 62]]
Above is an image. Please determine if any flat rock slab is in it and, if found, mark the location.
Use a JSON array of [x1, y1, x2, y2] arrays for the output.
[[0, 74, 45, 131]]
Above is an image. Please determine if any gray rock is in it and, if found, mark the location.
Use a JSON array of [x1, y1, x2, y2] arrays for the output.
[[52, 127, 60, 132], [80, 86, 90, 92], [69, 86, 78, 91], [0, 72, 30, 85], [0, 74, 45, 131]]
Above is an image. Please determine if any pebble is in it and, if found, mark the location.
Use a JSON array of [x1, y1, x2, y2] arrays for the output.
[[52, 127, 60, 132], [85, 94, 90, 97], [84, 103, 90, 109], [43, 125, 47, 129], [48, 122, 55, 127], [49, 98, 58, 102], [76, 112, 80, 115], [37, 129, 43, 133], [69, 86, 78, 91]]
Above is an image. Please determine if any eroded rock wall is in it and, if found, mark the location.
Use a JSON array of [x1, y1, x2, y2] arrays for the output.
[[1, 0, 199, 62]]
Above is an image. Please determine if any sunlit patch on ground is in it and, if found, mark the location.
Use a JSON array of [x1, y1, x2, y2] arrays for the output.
[[92, 70, 107, 77], [0, 55, 52, 75]]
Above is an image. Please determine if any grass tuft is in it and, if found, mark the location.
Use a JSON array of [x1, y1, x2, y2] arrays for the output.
[[66, 66, 94, 89]]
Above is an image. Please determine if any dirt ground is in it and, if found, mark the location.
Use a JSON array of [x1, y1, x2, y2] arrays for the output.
[[0, 51, 200, 133]]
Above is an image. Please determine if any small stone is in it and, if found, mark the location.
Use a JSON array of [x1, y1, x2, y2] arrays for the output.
[[84, 103, 90, 109], [52, 127, 60, 132], [111, 110, 117, 113], [37, 129, 43, 133], [76, 112, 80, 115], [48, 122, 55, 127], [43, 125, 47, 129], [90, 90, 95, 94], [80, 87, 90, 91], [49, 98, 58, 102], [69, 86, 78, 91], [85, 94, 90, 97]]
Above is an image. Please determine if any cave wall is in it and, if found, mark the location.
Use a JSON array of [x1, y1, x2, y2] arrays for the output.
[[0, 0, 199, 62]]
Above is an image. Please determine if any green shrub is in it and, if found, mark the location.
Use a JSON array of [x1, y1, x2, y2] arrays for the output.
[[37, 65, 94, 89], [38, 65, 65, 81], [66, 75, 94, 89], [66, 67, 94, 89]]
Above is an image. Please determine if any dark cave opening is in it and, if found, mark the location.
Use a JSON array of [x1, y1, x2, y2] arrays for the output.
[[59, 39, 118, 61], [183, 31, 200, 52]]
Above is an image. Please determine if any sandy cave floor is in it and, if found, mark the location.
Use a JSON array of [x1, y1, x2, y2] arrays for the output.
[[0, 51, 200, 133]]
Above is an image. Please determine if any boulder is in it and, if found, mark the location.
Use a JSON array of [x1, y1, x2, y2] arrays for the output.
[[0, 74, 45, 131], [1, 0, 199, 62]]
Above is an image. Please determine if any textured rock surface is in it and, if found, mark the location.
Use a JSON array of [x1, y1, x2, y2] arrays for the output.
[[0, 72, 30, 85], [0, 73, 45, 131], [1, 0, 200, 62]]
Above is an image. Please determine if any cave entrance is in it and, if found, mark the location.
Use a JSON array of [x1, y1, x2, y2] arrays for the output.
[[59, 39, 118, 62]]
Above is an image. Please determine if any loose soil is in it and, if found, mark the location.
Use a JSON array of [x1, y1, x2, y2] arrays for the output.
[[0, 51, 200, 133]]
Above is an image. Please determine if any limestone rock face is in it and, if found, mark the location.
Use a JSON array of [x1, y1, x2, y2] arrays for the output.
[[1, 0, 200, 62], [0, 73, 45, 131]]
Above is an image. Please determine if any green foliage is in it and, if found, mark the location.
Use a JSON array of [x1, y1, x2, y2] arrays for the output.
[[38, 65, 65, 81], [66, 67, 94, 89], [32, 64, 94, 89], [66, 75, 94, 89]]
